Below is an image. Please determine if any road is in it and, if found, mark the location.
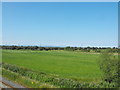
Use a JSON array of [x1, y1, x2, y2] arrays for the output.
[[0, 77, 25, 89]]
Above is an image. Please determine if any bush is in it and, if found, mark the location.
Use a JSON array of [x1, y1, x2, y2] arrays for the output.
[[98, 49, 119, 85]]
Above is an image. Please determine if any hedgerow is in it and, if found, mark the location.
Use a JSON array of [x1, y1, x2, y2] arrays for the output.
[[2, 63, 118, 88]]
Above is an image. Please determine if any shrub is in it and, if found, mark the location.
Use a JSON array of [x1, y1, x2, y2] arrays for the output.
[[98, 49, 119, 86]]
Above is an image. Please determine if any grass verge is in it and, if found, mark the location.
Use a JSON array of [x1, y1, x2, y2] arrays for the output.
[[2, 63, 117, 88], [2, 68, 57, 88]]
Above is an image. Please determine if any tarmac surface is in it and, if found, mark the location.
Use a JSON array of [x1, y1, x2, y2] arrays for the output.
[[0, 77, 25, 89]]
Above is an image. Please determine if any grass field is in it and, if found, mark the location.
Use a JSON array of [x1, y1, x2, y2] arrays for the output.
[[2, 50, 103, 82]]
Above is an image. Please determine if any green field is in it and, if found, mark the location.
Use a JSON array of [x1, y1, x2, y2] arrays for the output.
[[2, 50, 103, 82]]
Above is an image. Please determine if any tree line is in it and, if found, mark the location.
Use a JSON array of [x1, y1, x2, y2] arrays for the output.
[[0, 45, 118, 53]]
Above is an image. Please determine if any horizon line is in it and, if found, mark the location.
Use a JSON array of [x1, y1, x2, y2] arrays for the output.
[[0, 44, 118, 48]]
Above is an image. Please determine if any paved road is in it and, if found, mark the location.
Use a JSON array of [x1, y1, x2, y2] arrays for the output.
[[0, 82, 12, 88], [0, 77, 25, 88]]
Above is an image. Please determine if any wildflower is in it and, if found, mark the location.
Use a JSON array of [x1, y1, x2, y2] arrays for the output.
[[31, 82, 34, 84]]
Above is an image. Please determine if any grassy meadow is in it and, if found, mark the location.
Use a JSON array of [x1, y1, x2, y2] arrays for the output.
[[2, 50, 103, 83]]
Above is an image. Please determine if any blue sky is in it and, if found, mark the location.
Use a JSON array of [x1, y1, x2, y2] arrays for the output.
[[2, 2, 118, 47]]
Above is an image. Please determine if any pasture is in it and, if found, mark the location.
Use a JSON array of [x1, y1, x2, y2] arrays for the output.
[[2, 50, 103, 82]]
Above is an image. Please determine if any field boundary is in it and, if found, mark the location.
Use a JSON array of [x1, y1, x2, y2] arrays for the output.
[[2, 63, 117, 88], [2, 68, 57, 88]]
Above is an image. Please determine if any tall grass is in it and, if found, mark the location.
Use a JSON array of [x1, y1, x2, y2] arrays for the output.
[[2, 63, 117, 88]]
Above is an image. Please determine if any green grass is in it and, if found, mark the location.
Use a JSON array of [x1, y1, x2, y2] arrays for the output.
[[2, 68, 57, 88], [2, 50, 103, 82]]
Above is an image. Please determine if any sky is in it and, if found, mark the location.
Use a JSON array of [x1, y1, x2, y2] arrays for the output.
[[1, 0, 119, 2], [2, 2, 118, 47]]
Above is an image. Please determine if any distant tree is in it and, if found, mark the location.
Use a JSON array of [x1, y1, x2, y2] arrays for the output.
[[64, 46, 73, 51]]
